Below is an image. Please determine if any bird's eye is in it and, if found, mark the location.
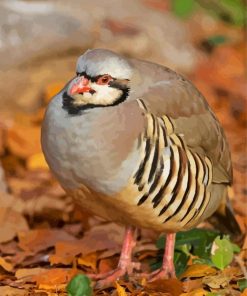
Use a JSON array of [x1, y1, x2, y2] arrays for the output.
[[97, 75, 113, 85]]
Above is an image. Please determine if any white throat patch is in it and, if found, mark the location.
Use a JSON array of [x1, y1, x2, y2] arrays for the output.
[[73, 83, 123, 106]]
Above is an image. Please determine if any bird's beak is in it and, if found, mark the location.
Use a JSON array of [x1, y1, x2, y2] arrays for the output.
[[70, 77, 92, 95]]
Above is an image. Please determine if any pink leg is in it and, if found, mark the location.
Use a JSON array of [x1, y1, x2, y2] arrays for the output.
[[150, 233, 176, 281], [88, 226, 140, 288]]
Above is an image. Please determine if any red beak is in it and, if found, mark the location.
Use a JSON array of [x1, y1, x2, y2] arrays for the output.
[[70, 77, 91, 95]]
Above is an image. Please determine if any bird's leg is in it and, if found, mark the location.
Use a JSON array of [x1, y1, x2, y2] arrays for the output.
[[88, 226, 140, 287], [149, 233, 176, 281]]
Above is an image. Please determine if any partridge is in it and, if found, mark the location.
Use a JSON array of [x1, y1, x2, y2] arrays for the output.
[[41, 49, 232, 285]]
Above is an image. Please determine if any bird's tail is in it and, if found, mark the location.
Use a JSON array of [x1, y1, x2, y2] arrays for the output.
[[209, 186, 242, 237]]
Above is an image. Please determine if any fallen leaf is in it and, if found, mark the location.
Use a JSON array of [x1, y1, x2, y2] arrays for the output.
[[50, 223, 123, 266], [0, 257, 14, 272], [0, 286, 26, 296], [182, 279, 203, 292], [115, 281, 128, 296], [15, 268, 48, 281], [98, 257, 118, 274], [36, 284, 66, 293], [202, 273, 231, 289], [49, 240, 87, 266], [6, 123, 41, 159], [77, 253, 98, 271], [0, 208, 29, 243], [32, 268, 78, 286], [180, 264, 217, 279], [179, 288, 209, 296], [27, 153, 49, 170], [145, 278, 183, 295], [18, 228, 75, 253]]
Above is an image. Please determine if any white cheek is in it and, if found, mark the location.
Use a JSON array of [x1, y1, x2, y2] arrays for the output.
[[91, 84, 122, 105]]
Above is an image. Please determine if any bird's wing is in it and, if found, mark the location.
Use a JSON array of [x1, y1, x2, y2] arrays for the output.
[[138, 76, 232, 185]]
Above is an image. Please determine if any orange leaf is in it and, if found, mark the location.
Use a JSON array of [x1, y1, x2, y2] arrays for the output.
[[15, 267, 47, 280], [32, 268, 78, 285], [0, 208, 29, 243], [0, 257, 13, 272], [6, 124, 41, 159], [18, 229, 75, 253], [115, 281, 128, 296], [180, 264, 217, 279], [44, 82, 65, 105], [27, 153, 49, 170], [77, 252, 98, 271], [180, 288, 209, 296]]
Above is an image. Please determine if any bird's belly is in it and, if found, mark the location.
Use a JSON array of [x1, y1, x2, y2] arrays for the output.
[[65, 170, 220, 233]]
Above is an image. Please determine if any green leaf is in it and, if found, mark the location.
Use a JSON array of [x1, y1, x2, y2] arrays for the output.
[[176, 229, 219, 258], [206, 35, 228, 46], [197, 0, 246, 27], [174, 251, 190, 276], [66, 274, 92, 296], [211, 236, 234, 270], [192, 257, 214, 266], [172, 0, 197, 18], [238, 279, 247, 292], [231, 242, 241, 253], [206, 293, 221, 296], [176, 243, 191, 256], [150, 250, 189, 276], [156, 235, 165, 249]]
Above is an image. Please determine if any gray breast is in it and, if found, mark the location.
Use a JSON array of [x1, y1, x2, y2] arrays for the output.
[[41, 91, 142, 195]]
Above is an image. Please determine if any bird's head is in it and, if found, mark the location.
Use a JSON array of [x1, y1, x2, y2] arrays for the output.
[[62, 49, 133, 115]]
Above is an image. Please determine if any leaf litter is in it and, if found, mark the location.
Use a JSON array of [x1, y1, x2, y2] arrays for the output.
[[0, 2, 246, 295]]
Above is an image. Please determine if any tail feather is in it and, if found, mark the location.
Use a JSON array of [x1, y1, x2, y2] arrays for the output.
[[208, 186, 242, 237]]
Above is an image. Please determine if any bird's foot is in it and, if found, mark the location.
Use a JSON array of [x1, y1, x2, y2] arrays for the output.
[[138, 261, 176, 282], [88, 261, 141, 288], [148, 265, 176, 281]]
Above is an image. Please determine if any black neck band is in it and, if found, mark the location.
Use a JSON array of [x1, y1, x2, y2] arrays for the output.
[[62, 87, 129, 115]]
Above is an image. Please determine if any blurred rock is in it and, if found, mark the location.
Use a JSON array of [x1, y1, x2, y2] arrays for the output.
[[0, 0, 198, 111]]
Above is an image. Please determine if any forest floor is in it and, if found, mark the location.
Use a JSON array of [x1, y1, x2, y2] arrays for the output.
[[0, 1, 246, 295]]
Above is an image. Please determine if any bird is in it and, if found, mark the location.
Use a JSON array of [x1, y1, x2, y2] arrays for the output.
[[41, 48, 233, 286]]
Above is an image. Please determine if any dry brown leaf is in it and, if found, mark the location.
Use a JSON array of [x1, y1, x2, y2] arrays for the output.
[[0, 208, 29, 243], [0, 257, 14, 272], [50, 223, 123, 266], [49, 240, 86, 266], [115, 281, 128, 296], [32, 268, 78, 285], [0, 286, 27, 296], [179, 288, 209, 296], [27, 153, 49, 170], [36, 284, 67, 294], [15, 267, 48, 281], [6, 123, 41, 159], [18, 228, 75, 253], [182, 279, 203, 293], [77, 252, 98, 271], [0, 193, 26, 214], [0, 240, 19, 255], [98, 257, 118, 274], [180, 264, 217, 279], [202, 273, 231, 289], [145, 278, 183, 296]]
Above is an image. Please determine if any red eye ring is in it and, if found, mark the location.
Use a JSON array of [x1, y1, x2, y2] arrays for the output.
[[97, 75, 113, 85]]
